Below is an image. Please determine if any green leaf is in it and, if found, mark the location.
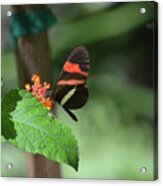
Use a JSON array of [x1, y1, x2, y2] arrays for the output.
[[9, 90, 79, 171], [1, 89, 21, 139]]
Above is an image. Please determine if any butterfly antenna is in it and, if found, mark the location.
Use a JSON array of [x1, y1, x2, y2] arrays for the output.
[[63, 106, 78, 122]]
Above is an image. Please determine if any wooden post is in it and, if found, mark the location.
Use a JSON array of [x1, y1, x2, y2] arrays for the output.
[[12, 5, 60, 178]]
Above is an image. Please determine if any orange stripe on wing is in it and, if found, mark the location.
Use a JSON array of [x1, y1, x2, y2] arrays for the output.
[[64, 61, 88, 77], [57, 79, 85, 86]]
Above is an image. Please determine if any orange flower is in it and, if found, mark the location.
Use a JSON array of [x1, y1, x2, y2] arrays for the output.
[[25, 83, 31, 92], [43, 97, 53, 110], [31, 74, 40, 85], [25, 74, 53, 110]]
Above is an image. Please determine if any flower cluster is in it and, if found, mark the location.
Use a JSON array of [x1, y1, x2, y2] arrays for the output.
[[25, 74, 53, 110]]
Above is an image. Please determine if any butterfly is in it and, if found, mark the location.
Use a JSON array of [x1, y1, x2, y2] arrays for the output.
[[48, 46, 90, 122]]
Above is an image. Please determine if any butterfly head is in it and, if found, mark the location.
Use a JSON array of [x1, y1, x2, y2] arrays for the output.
[[44, 90, 56, 101]]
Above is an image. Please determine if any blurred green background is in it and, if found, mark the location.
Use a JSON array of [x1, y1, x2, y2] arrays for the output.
[[1, 2, 157, 180]]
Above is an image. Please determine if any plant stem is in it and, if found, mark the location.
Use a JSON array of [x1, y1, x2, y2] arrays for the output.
[[12, 5, 60, 178]]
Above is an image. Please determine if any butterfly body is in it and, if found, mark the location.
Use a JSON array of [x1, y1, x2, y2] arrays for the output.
[[50, 46, 90, 121]]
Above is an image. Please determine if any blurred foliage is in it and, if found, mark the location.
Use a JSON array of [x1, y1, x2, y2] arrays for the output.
[[59, 75, 154, 180], [1, 89, 21, 139], [1, 142, 28, 177], [1, 1, 156, 180], [1, 52, 18, 97], [49, 2, 153, 60]]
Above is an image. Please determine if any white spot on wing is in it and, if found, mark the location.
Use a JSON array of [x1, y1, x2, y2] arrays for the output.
[[60, 86, 77, 106]]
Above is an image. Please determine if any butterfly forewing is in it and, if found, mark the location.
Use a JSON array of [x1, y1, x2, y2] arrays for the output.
[[54, 46, 90, 119], [56, 46, 89, 86]]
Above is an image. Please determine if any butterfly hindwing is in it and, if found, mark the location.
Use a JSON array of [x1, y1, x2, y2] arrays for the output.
[[58, 85, 88, 109], [54, 46, 90, 121]]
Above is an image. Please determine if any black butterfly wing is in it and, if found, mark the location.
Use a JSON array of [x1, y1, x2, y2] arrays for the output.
[[55, 84, 88, 109], [53, 46, 90, 121]]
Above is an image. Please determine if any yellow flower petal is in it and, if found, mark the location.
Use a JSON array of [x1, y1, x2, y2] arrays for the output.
[[25, 83, 31, 92]]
